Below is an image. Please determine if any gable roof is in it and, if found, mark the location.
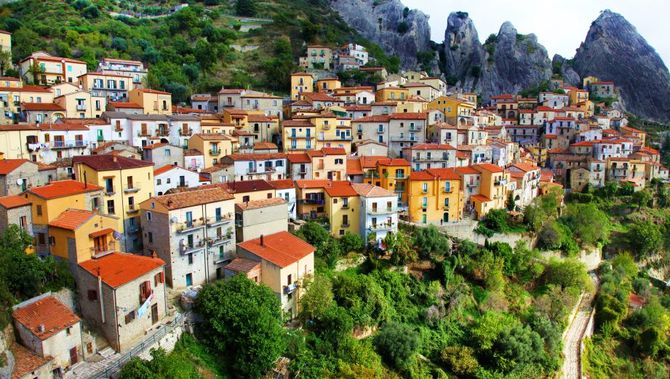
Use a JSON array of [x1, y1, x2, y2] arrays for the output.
[[13, 295, 80, 340], [79, 252, 165, 288], [237, 231, 315, 268], [351, 183, 394, 197], [73, 155, 153, 171], [0, 195, 31, 209], [48, 209, 95, 230], [27, 180, 102, 199], [148, 187, 234, 210], [0, 159, 33, 175]]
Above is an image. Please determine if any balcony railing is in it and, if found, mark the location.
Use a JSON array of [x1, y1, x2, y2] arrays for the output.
[[206, 213, 233, 226], [76, 104, 87, 111], [370, 223, 396, 231], [394, 187, 406, 193], [90, 241, 116, 258], [284, 282, 298, 295], [370, 207, 394, 215], [176, 219, 205, 233], [126, 204, 139, 214], [443, 187, 453, 193], [207, 234, 233, 246], [51, 140, 89, 149], [180, 240, 206, 254], [124, 186, 140, 194], [209, 149, 221, 156], [179, 129, 192, 136], [301, 198, 324, 205]]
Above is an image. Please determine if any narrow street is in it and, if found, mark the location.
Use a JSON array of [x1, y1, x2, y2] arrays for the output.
[[561, 276, 598, 379]]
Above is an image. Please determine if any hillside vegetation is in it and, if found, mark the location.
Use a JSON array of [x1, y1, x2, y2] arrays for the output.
[[0, 0, 398, 102]]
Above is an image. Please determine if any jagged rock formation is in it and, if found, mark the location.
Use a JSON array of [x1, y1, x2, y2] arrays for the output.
[[442, 12, 552, 101], [552, 54, 580, 86], [329, 0, 432, 68], [571, 10, 670, 121]]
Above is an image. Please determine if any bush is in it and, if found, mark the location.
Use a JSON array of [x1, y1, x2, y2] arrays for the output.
[[397, 21, 409, 34], [481, 209, 509, 233], [374, 323, 420, 369]]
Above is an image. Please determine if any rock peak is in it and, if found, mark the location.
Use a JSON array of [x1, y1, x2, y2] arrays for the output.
[[498, 21, 517, 35]]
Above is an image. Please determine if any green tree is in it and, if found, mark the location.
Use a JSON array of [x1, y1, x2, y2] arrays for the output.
[[412, 225, 451, 259], [440, 345, 479, 376], [331, 273, 389, 327], [384, 230, 417, 265], [235, 0, 257, 17], [299, 275, 334, 322], [196, 275, 286, 378], [491, 324, 547, 373], [295, 221, 330, 247], [542, 258, 589, 291], [339, 232, 363, 254], [627, 221, 663, 259], [632, 190, 652, 209], [560, 203, 610, 246], [374, 323, 419, 369]]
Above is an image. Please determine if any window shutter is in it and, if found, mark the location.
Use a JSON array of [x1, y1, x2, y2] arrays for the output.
[[159, 272, 165, 283]]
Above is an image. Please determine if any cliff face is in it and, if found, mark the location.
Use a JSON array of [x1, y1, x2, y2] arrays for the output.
[[443, 12, 552, 101], [572, 10, 670, 121], [329, 0, 432, 68]]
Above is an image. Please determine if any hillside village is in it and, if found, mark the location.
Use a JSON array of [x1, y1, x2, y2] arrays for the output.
[[0, 7, 669, 379]]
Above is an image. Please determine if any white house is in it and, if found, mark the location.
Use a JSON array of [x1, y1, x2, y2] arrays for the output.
[[353, 183, 398, 243], [507, 163, 541, 208], [154, 165, 200, 195], [220, 153, 288, 181], [269, 179, 297, 220]]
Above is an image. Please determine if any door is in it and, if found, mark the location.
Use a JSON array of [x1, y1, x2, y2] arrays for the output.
[[70, 347, 78, 365], [179, 175, 185, 187], [443, 212, 449, 223], [97, 129, 103, 142], [185, 273, 193, 286], [151, 303, 159, 324], [20, 178, 27, 191]]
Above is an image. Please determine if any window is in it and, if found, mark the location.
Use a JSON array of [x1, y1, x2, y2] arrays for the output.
[[188, 253, 193, 265], [148, 232, 153, 243], [37, 233, 45, 245], [422, 183, 428, 193], [154, 272, 164, 286], [243, 195, 250, 202], [125, 311, 135, 324], [157, 179, 161, 185], [107, 200, 115, 215], [165, 149, 171, 157], [87, 290, 98, 301], [36, 204, 43, 216], [287, 274, 292, 284], [48, 236, 55, 246], [105, 178, 114, 193]]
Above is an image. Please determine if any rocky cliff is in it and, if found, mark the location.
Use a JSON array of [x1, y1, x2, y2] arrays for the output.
[[571, 10, 670, 121], [329, 0, 432, 68], [443, 12, 552, 101]]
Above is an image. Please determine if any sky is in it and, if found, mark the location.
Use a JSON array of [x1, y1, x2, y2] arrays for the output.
[[403, 0, 670, 65]]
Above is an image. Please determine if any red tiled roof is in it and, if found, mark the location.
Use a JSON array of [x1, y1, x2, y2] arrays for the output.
[[354, 115, 391, 123], [346, 158, 363, 175], [236, 198, 286, 211], [154, 165, 178, 176], [48, 209, 94, 230], [73, 155, 153, 171], [11, 343, 52, 379], [221, 179, 274, 193], [148, 187, 234, 209], [0, 195, 31, 209], [303, 92, 340, 102], [426, 168, 460, 180], [511, 163, 540, 172], [225, 257, 261, 273], [135, 88, 171, 95], [28, 180, 102, 199], [248, 114, 278, 123], [21, 102, 65, 111], [454, 166, 479, 175], [471, 194, 492, 202], [409, 171, 434, 180], [320, 147, 346, 155], [295, 179, 331, 189], [79, 252, 164, 288], [12, 296, 79, 340], [389, 112, 427, 120], [109, 101, 142, 109], [268, 179, 295, 190], [0, 159, 32, 175], [38, 123, 89, 131], [377, 158, 411, 167], [223, 153, 287, 161], [142, 142, 167, 150], [287, 153, 311, 164], [472, 163, 504, 173], [237, 231, 315, 268], [254, 142, 278, 150], [324, 181, 358, 197]]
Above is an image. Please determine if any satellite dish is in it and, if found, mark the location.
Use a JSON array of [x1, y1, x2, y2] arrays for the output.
[[170, 216, 178, 224], [16, 179, 23, 186]]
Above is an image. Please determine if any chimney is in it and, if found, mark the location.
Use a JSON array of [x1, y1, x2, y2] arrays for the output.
[[112, 156, 117, 163], [38, 324, 45, 333], [260, 234, 264, 246]]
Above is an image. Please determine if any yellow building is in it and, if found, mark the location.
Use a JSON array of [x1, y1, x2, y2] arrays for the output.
[[569, 88, 589, 106], [308, 147, 347, 180], [303, 45, 333, 70], [48, 208, 119, 263], [428, 96, 476, 124], [315, 78, 341, 93], [72, 155, 155, 252], [295, 179, 329, 219], [408, 168, 463, 224], [324, 181, 361, 237], [0, 85, 55, 124], [0, 124, 40, 160], [54, 90, 106, 118], [188, 133, 237, 168], [23, 179, 103, 256], [290, 72, 314, 101], [582, 76, 599, 88], [396, 97, 428, 113], [376, 87, 409, 102], [363, 157, 411, 206], [471, 164, 509, 219], [283, 118, 316, 152], [19, 52, 87, 85], [312, 113, 351, 152], [128, 88, 172, 115], [220, 180, 276, 203]]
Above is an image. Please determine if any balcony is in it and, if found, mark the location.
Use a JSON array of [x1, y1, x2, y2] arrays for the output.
[[364, 172, 380, 179], [157, 130, 170, 137], [207, 233, 233, 247], [179, 129, 192, 136], [442, 187, 453, 193], [51, 140, 89, 149], [302, 198, 324, 205], [341, 222, 350, 227], [206, 213, 233, 226], [124, 186, 140, 194], [370, 223, 395, 231], [180, 240, 206, 254], [209, 149, 221, 156], [127, 225, 140, 233], [394, 187, 406, 193], [176, 219, 205, 233], [90, 241, 116, 258], [126, 204, 140, 214], [370, 207, 394, 215], [409, 125, 422, 132], [76, 104, 87, 111], [284, 282, 299, 295], [104, 189, 115, 196], [394, 174, 407, 180]]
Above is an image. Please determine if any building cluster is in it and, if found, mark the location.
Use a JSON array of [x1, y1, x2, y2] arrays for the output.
[[0, 30, 667, 379]]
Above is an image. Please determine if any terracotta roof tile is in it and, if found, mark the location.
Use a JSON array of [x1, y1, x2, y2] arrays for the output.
[[221, 180, 274, 193], [28, 180, 102, 199], [73, 155, 153, 171], [346, 158, 363, 175], [142, 142, 167, 150], [426, 168, 460, 180], [409, 143, 456, 151], [324, 181, 358, 197], [472, 163, 504, 173], [48, 209, 94, 230], [237, 231, 315, 268], [254, 142, 278, 150], [109, 101, 142, 109], [351, 183, 394, 197], [295, 179, 331, 189], [235, 198, 286, 211], [154, 165, 178, 176], [21, 102, 65, 111], [13, 296, 79, 340], [10, 343, 52, 379], [147, 187, 234, 210], [268, 179, 295, 190], [287, 153, 311, 164], [511, 163, 540, 172], [0, 159, 32, 175], [225, 257, 260, 273], [0, 195, 31, 209], [79, 252, 164, 288]]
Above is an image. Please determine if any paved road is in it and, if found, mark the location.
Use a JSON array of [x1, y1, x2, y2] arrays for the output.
[[561, 275, 598, 379]]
